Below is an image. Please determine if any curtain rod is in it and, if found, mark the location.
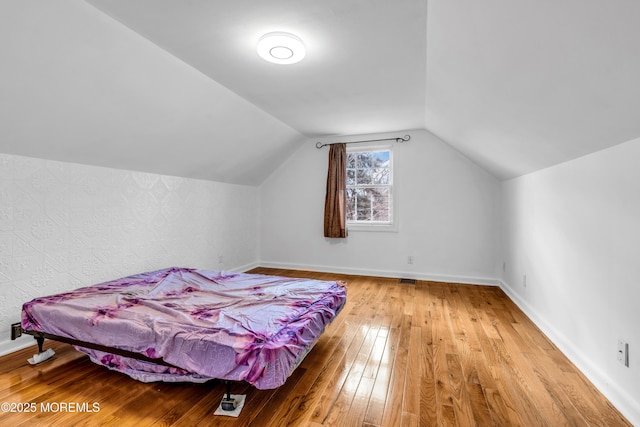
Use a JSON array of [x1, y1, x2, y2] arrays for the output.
[[315, 134, 410, 149]]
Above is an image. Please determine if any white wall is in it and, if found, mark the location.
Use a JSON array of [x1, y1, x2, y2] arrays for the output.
[[0, 153, 259, 355], [260, 129, 500, 284], [500, 137, 640, 425]]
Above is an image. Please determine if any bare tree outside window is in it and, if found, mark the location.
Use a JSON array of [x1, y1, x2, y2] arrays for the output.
[[346, 149, 392, 224]]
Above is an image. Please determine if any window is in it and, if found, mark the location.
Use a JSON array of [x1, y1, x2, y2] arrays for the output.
[[346, 147, 394, 229]]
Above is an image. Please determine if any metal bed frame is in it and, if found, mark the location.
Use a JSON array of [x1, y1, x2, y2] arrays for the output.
[[10, 323, 238, 411]]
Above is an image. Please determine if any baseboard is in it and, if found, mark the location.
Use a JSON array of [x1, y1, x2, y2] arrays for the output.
[[231, 261, 260, 273], [498, 279, 640, 427], [258, 260, 500, 286], [0, 335, 36, 358]]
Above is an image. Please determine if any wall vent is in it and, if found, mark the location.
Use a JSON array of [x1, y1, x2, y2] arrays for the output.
[[399, 278, 416, 284]]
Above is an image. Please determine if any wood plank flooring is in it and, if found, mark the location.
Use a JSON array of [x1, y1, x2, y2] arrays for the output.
[[0, 268, 631, 426]]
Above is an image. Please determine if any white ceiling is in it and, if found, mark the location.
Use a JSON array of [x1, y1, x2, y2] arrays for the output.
[[2, 0, 640, 183], [85, 0, 428, 137], [425, 0, 640, 179], [0, 1, 304, 185]]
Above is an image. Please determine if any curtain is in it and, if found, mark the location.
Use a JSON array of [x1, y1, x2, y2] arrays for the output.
[[324, 143, 347, 238]]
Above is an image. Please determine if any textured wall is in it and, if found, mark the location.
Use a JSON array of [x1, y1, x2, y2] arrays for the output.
[[0, 153, 259, 353]]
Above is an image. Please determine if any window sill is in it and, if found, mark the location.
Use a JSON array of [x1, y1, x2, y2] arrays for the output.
[[347, 223, 399, 233]]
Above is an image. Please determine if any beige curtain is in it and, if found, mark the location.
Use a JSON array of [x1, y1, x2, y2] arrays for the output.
[[324, 143, 347, 238]]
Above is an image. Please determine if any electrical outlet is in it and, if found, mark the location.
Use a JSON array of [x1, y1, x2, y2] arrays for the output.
[[502, 261, 506, 272], [407, 256, 413, 265], [618, 340, 630, 367], [11, 322, 22, 340], [523, 274, 527, 288]]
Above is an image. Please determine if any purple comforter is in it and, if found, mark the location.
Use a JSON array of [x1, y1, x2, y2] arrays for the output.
[[21, 267, 346, 389]]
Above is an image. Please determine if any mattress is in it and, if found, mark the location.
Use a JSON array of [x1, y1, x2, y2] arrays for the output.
[[21, 267, 347, 389]]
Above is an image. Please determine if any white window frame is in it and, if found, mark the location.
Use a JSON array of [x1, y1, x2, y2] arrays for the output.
[[346, 143, 398, 233]]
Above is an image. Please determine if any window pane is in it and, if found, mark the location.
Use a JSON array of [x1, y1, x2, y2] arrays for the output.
[[356, 168, 371, 184], [372, 168, 390, 184], [346, 188, 356, 221], [346, 168, 355, 185], [373, 151, 390, 167], [371, 187, 390, 221], [356, 207, 371, 221], [356, 152, 373, 168], [347, 153, 356, 168], [356, 188, 371, 221], [352, 187, 390, 222]]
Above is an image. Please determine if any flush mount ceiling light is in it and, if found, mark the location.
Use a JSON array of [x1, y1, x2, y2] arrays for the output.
[[257, 32, 305, 64]]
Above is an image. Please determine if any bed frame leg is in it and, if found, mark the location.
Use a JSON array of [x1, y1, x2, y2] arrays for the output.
[[220, 381, 237, 411], [35, 336, 45, 353], [26, 335, 55, 365]]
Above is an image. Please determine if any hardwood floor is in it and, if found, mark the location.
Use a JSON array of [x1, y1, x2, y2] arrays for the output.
[[0, 268, 631, 426]]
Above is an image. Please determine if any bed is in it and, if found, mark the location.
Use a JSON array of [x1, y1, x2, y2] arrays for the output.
[[18, 267, 347, 390]]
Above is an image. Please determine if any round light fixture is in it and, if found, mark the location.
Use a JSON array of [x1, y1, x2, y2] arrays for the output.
[[257, 32, 305, 64]]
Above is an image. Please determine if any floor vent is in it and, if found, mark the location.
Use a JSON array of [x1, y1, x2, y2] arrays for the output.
[[399, 278, 416, 284]]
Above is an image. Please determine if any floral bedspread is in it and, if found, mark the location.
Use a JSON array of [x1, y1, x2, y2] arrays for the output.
[[21, 267, 347, 389]]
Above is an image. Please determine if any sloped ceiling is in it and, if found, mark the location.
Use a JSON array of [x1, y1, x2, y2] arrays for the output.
[[425, 0, 640, 179], [2, 0, 640, 183], [0, 1, 303, 185]]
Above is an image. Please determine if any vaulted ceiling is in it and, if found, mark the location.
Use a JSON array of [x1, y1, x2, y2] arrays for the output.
[[2, 1, 640, 184]]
